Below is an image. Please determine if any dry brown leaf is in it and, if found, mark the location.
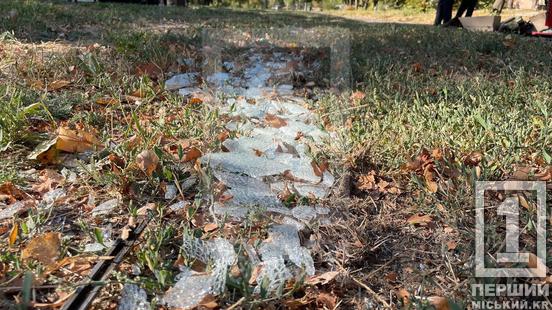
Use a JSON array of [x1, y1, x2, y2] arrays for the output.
[[218, 193, 233, 203], [137, 203, 156, 216], [37, 145, 58, 164], [217, 131, 229, 142], [316, 292, 337, 309], [357, 172, 376, 191], [406, 214, 432, 225], [311, 160, 328, 177], [349, 90, 366, 101], [306, 271, 339, 285], [135, 63, 163, 78], [248, 265, 262, 285], [512, 166, 532, 181], [130, 89, 146, 98], [8, 223, 18, 247], [188, 97, 203, 105], [0, 182, 28, 204], [518, 194, 534, 212], [427, 296, 451, 310], [265, 114, 287, 128], [47, 80, 71, 91], [136, 150, 159, 176], [32, 169, 65, 194], [423, 165, 438, 193], [411, 62, 423, 73], [29, 80, 45, 90], [108, 153, 126, 173], [199, 294, 218, 309], [57, 126, 101, 153], [120, 226, 131, 241], [384, 271, 398, 282], [426, 179, 438, 193], [397, 288, 410, 305], [528, 252, 547, 271], [183, 147, 202, 162], [42, 256, 112, 278], [536, 167, 552, 181], [95, 97, 119, 105], [432, 148, 443, 161], [230, 264, 241, 278], [203, 223, 218, 233], [447, 240, 457, 250], [21, 232, 61, 265], [253, 149, 264, 157], [464, 151, 483, 166]]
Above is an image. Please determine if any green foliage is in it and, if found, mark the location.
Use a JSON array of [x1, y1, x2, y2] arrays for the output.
[[0, 86, 49, 148]]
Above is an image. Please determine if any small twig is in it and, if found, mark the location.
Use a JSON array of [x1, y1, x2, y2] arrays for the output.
[[351, 276, 391, 308], [173, 174, 186, 200], [227, 297, 246, 310]]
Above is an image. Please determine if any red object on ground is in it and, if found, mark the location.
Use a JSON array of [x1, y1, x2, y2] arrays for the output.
[[547, 0, 552, 27]]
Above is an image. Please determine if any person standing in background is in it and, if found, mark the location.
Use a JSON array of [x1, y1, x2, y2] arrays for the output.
[[455, 0, 477, 18], [434, 0, 453, 25]]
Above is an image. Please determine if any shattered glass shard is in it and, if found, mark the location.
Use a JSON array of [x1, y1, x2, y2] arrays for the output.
[[163, 269, 213, 309], [288, 247, 315, 276], [0, 202, 26, 221], [91, 198, 119, 216], [259, 224, 315, 275], [165, 236, 237, 308], [202, 153, 288, 178], [222, 135, 279, 155], [178, 87, 203, 97], [212, 170, 282, 207], [118, 284, 149, 310], [169, 200, 188, 211], [291, 205, 317, 221], [165, 73, 199, 90], [254, 257, 292, 294], [206, 72, 231, 87]]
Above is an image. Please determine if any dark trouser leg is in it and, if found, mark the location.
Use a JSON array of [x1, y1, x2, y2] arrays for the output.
[[464, 0, 477, 16], [434, 2, 444, 25], [442, 0, 453, 22], [435, 0, 453, 25], [456, 0, 469, 17]]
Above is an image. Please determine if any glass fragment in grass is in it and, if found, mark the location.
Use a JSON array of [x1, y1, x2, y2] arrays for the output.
[[168, 200, 188, 211], [291, 205, 317, 221], [118, 284, 149, 310], [164, 73, 199, 90], [83, 240, 114, 252], [202, 152, 289, 178], [254, 257, 292, 295], [165, 185, 178, 200], [0, 201, 26, 220], [91, 198, 119, 216], [180, 176, 198, 191], [177, 87, 202, 97], [164, 237, 236, 308], [41, 188, 66, 208], [259, 224, 315, 276], [206, 72, 231, 87], [163, 269, 213, 309], [212, 170, 282, 208]]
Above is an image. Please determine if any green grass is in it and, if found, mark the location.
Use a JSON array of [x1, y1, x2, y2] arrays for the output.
[[0, 0, 551, 307]]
